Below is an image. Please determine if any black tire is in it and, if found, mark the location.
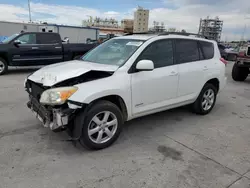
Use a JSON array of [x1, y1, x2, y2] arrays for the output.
[[191, 83, 217, 115], [232, 63, 249, 81], [77, 100, 123, 150], [0, 57, 8, 75], [73, 55, 82, 60]]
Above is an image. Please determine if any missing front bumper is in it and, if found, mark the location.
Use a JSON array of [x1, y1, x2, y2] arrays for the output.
[[27, 96, 73, 132]]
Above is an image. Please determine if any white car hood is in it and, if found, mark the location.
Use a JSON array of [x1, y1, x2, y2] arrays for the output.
[[28, 60, 119, 86]]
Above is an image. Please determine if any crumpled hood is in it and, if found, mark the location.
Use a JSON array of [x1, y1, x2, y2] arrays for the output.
[[28, 60, 119, 86]]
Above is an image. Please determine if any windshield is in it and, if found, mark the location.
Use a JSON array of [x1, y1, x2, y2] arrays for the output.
[[1, 33, 19, 44], [81, 39, 144, 66]]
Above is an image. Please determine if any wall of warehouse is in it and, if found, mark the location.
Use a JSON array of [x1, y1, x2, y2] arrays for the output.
[[0, 21, 99, 43], [58, 26, 98, 43], [0, 22, 39, 41]]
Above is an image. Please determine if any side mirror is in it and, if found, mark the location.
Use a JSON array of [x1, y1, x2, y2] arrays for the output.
[[13, 40, 21, 46], [136, 60, 154, 71]]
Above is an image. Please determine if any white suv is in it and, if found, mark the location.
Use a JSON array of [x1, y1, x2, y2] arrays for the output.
[[25, 33, 227, 150]]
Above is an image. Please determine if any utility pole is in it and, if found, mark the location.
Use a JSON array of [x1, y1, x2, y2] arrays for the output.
[[28, 0, 32, 22]]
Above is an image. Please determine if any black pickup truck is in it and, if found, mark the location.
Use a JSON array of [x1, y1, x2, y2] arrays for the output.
[[0, 32, 97, 75]]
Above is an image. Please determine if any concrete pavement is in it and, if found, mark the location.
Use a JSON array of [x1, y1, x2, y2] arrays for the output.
[[0, 63, 250, 188]]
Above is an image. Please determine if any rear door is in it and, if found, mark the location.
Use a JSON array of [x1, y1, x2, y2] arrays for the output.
[[36, 33, 63, 65], [175, 39, 207, 100]]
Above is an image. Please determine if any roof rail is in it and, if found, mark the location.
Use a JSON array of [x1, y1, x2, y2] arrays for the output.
[[124, 32, 208, 39], [124, 32, 157, 36], [158, 32, 208, 39]]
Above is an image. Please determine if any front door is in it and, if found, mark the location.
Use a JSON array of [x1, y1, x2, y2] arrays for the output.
[[9, 33, 40, 66], [131, 39, 179, 115]]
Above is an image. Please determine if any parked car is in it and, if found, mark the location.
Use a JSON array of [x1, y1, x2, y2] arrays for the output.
[[218, 44, 238, 61], [0, 32, 97, 75], [25, 33, 227, 150], [232, 46, 250, 81]]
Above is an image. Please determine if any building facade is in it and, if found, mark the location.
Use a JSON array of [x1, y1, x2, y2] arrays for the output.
[[198, 16, 223, 42], [133, 7, 149, 33], [121, 19, 134, 33]]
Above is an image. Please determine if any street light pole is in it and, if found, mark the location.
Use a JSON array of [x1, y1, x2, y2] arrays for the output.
[[28, 0, 32, 22]]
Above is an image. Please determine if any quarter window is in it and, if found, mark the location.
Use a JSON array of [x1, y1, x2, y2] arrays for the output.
[[138, 40, 174, 68], [200, 41, 214, 59], [175, 39, 199, 64]]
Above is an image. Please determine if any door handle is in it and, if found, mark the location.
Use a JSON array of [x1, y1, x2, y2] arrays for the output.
[[203, 66, 208, 71], [170, 71, 178, 76], [31, 47, 39, 50]]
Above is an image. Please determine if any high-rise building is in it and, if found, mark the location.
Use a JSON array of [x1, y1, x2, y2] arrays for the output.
[[133, 6, 149, 33], [198, 16, 223, 42]]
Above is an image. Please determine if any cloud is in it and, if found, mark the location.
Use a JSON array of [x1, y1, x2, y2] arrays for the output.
[[0, 1, 250, 41]]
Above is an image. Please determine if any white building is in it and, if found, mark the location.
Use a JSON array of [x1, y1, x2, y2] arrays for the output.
[[133, 6, 149, 33]]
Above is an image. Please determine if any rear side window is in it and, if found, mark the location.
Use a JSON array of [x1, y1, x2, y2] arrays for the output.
[[200, 41, 214, 60], [37, 33, 61, 44], [175, 39, 199, 64]]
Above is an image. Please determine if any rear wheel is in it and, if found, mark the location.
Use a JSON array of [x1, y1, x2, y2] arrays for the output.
[[0, 58, 8, 75], [192, 83, 217, 115], [78, 100, 123, 150], [232, 63, 249, 81]]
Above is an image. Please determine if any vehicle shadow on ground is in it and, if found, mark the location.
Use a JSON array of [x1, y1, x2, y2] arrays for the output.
[[119, 106, 194, 142], [5, 68, 40, 75]]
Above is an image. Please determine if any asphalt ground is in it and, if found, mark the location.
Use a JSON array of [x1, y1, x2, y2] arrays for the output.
[[0, 62, 250, 188]]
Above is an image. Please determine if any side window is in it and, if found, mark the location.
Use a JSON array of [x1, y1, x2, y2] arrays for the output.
[[175, 39, 199, 64], [200, 41, 214, 59], [37, 34, 60, 44], [16, 34, 36, 44], [138, 40, 174, 68]]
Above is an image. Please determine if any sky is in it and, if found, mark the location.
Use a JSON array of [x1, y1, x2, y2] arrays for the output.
[[0, 0, 250, 41]]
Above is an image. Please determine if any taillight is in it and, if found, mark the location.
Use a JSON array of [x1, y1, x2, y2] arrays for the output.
[[220, 58, 227, 66]]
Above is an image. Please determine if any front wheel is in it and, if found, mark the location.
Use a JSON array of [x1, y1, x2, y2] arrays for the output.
[[191, 83, 217, 115], [77, 100, 123, 150], [0, 58, 8, 75]]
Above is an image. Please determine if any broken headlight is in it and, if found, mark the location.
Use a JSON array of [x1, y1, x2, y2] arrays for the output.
[[40, 86, 78, 105]]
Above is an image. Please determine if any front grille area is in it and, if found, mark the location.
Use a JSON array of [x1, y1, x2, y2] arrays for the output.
[[25, 80, 46, 101]]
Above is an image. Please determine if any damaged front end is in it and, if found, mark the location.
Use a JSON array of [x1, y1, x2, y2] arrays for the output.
[[24, 70, 114, 133], [25, 80, 78, 132]]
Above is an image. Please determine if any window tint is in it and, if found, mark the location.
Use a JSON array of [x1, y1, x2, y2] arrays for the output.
[[138, 40, 174, 68], [200, 41, 214, 59], [16, 34, 36, 44], [175, 39, 199, 64], [37, 33, 61, 44]]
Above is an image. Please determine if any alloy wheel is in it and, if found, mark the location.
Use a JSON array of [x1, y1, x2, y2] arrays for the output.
[[201, 89, 215, 111], [0, 61, 5, 74], [88, 111, 118, 144]]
